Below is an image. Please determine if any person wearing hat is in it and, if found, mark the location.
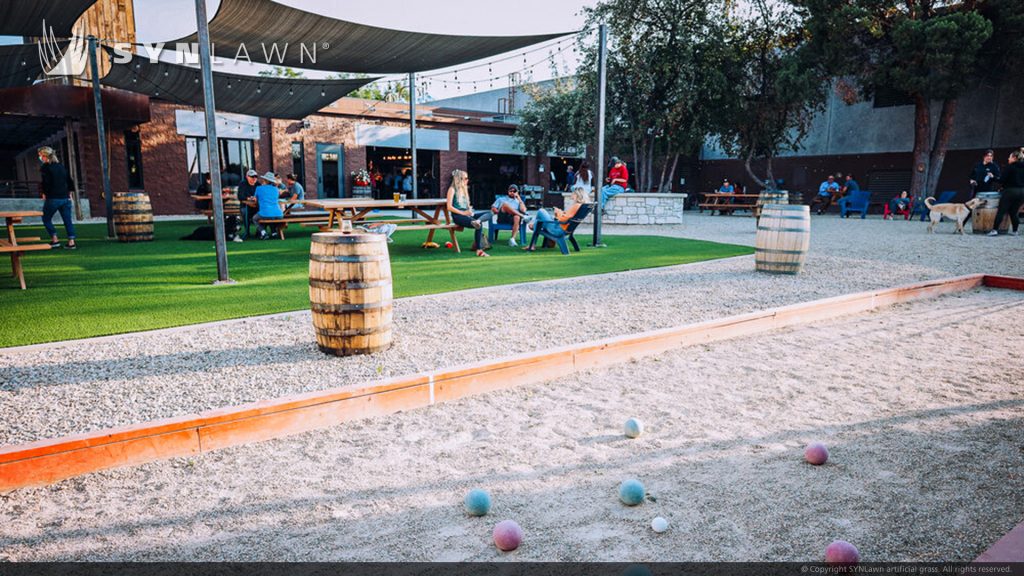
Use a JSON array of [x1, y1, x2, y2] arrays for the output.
[[600, 157, 629, 208], [490, 184, 529, 247], [245, 171, 284, 239], [37, 146, 77, 249], [236, 169, 259, 239]]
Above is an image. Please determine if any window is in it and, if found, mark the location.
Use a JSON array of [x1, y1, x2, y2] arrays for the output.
[[291, 142, 305, 185], [125, 129, 144, 189], [185, 137, 255, 190]]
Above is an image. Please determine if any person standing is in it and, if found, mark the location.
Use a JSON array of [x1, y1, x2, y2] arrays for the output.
[[564, 165, 576, 192], [573, 161, 594, 197], [988, 148, 1024, 237], [402, 169, 414, 196], [37, 146, 77, 249], [446, 169, 491, 257], [600, 157, 629, 208], [970, 149, 1001, 197]]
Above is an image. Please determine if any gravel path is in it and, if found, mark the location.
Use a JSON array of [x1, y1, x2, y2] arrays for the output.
[[1, 287, 1021, 561], [1, 213, 1021, 446]]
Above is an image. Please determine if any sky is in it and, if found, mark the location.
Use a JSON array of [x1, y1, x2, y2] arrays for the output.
[[132, 0, 600, 101]]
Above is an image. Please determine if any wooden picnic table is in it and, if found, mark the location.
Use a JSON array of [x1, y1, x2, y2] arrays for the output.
[[0, 210, 51, 290], [304, 198, 463, 252], [699, 193, 762, 216]]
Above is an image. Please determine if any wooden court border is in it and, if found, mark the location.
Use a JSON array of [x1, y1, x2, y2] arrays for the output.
[[1, 274, 1022, 496]]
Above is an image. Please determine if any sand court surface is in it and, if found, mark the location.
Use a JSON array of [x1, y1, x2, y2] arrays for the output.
[[1, 286, 1021, 561]]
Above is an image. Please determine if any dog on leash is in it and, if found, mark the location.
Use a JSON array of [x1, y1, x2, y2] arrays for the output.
[[925, 196, 985, 234]]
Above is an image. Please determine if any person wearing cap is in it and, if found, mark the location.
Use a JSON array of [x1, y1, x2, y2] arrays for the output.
[[718, 179, 735, 194], [245, 171, 284, 239], [600, 157, 629, 208], [236, 169, 259, 239], [490, 184, 529, 247], [37, 146, 77, 249]]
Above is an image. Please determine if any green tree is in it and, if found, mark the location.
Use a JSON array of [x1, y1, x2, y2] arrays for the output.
[[514, 77, 593, 160], [715, 0, 829, 191], [795, 0, 1023, 200], [258, 66, 306, 78]]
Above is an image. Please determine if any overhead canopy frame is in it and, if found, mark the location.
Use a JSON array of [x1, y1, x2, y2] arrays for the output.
[[100, 50, 379, 119], [170, 0, 572, 73]]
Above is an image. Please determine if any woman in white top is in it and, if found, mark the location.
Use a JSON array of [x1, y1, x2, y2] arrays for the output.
[[573, 161, 594, 196]]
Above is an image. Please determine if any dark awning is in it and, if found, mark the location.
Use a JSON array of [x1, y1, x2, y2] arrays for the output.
[[0, 0, 97, 37], [170, 0, 572, 73], [0, 43, 52, 88], [100, 52, 379, 119]]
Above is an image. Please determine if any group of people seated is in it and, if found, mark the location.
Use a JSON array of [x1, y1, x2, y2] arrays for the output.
[[808, 173, 861, 215], [193, 169, 306, 241], [446, 167, 594, 257]]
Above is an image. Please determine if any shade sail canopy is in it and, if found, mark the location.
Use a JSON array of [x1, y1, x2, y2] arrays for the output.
[[0, 43, 53, 89], [171, 0, 572, 73], [101, 52, 379, 119], [0, 0, 97, 37]]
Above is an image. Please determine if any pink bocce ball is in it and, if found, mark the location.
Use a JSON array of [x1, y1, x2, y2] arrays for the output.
[[825, 540, 860, 565], [493, 519, 523, 551], [804, 442, 829, 465]]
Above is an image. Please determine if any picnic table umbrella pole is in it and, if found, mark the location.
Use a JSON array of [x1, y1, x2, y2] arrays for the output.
[[194, 0, 233, 284]]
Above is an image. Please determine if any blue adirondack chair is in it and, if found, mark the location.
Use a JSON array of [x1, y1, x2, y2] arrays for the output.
[[486, 196, 528, 246], [915, 190, 957, 221], [839, 189, 872, 218], [528, 204, 593, 255]]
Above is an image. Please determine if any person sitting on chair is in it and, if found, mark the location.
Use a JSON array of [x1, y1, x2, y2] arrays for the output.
[[491, 184, 530, 247], [524, 188, 591, 251], [810, 175, 841, 214], [885, 191, 911, 220], [247, 171, 284, 239], [446, 169, 491, 257], [281, 173, 305, 213]]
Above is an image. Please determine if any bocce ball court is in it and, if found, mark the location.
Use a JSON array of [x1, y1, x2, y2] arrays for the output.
[[1, 273, 1022, 561]]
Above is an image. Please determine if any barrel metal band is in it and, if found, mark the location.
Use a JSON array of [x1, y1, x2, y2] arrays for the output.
[[310, 254, 388, 263], [315, 323, 393, 337], [313, 234, 387, 245], [757, 226, 809, 233], [311, 300, 392, 312], [755, 248, 807, 255], [759, 214, 808, 220], [309, 279, 391, 290]]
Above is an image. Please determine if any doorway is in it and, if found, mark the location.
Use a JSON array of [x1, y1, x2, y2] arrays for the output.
[[316, 143, 343, 198]]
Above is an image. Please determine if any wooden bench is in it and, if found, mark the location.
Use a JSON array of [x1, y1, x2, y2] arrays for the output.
[[1, 241, 52, 290], [256, 213, 331, 239]]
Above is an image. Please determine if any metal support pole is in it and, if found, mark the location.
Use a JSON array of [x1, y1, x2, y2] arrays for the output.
[[591, 23, 608, 248], [409, 72, 418, 199], [194, 0, 232, 283], [87, 36, 115, 239], [65, 118, 84, 220]]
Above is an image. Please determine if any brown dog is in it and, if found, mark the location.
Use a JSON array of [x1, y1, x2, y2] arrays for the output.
[[925, 196, 985, 234]]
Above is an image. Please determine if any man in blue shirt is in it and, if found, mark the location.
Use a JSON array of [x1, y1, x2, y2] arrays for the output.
[[247, 172, 284, 239], [835, 174, 861, 215], [811, 174, 841, 214]]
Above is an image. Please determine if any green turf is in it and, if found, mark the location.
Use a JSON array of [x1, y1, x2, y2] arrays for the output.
[[0, 219, 752, 347]]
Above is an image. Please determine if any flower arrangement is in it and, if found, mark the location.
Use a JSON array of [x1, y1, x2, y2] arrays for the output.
[[351, 168, 371, 186]]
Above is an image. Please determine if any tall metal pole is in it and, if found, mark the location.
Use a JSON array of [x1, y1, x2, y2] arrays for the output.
[[87, 36, 115, 239], [65, 118, 84, 220], [591, 23, 608, 247], [409, 72, 418, 199], [194, 0, 232, 283]]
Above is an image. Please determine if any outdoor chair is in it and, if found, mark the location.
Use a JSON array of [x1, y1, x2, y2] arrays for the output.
[[486, 197, 528, 246], [528, 203, 593, 255], [883, 198, 913, 220], [914, 190, 957, 221], [839, 189, 871, 218]]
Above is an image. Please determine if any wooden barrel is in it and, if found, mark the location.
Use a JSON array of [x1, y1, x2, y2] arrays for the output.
[[309, 232, 393, 356], [755, 204, 810, 275], [971, 191, 1009, 234], [756, 190, 788, 218], [112, 192, 154, 242]]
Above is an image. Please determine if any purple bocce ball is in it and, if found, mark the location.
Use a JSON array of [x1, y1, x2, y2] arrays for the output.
[[825, 540, 860, 565], [804, 442, 829, 465], [493, 519, 523, 552]]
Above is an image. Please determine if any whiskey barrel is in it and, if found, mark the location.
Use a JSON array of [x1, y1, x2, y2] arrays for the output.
[[112, 192, 154, 242], [971, 192, 1009, 234], [309, 232, 393, 356], [755, 204, 810, 275], [756, 190, 788, 219]]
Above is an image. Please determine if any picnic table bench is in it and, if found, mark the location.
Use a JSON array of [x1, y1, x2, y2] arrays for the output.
[[1, 211, 52, 290], [699, 193, 762, 216]]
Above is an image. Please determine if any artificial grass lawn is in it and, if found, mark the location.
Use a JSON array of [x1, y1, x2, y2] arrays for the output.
[[0, 219, 752, 347]]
